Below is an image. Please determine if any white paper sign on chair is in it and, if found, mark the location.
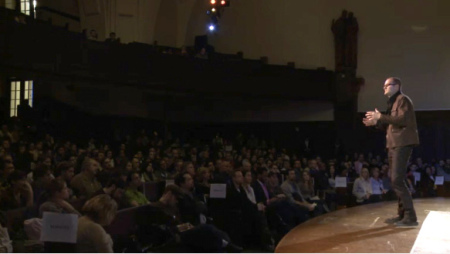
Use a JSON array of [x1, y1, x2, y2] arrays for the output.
[[335, 177, 347, 188], [40, 212, 78, 243], [210, 184, 227, 198], [435, 176, 444, 186]]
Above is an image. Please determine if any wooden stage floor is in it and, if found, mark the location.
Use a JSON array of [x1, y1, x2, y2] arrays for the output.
[[275, 198, 450, 253]]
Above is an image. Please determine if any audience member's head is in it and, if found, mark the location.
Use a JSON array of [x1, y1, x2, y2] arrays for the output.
[[232, 169, 244, 186], [175, 172, 194, 191], [81, 158, 100, 176], [82, 194, 117, 226], [183, 161, 195, 176], [287, 168, 296, 182], [267, 171, 279, 187], [8, 170, 27, 186], [89, 29, 98, 39], [126, 171, 142, 189], [196, 167, 210, 183], [219, 160, 232, 174], [360, 167, 369, 180], [55, 161, 75, 182], [370, 167, 380, 179], [293, 160, 302, 169], [160, 184, 183, 207], [103, 176, 126, 201], [0, 158, 14, 177], [242, 160, 251, 171], [45, 179, 70, 200], [301, 171, 312, 183], [256, 167, 268, 182], [243, 170, 253, 185], [33, 164, 53, 183]]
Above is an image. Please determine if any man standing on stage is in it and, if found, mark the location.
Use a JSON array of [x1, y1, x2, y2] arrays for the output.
[[363, 77, 419, 227]]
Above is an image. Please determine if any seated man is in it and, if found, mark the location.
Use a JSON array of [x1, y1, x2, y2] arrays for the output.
[[70, 158, 102, 199], [174, 172, 208, 225], [0, 170, 33, 210], [124, 171, 149, 207], [135, 185, 241, 253], [93, 176, 126, 210]]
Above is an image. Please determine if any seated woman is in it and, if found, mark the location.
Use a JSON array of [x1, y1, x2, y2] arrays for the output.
[[76, 194, 117, 253], [298, 171, 316, 201], [299, 171, 328, 212], [352, 168, 373, 205], [124, 171, 150, 207], [140, 162, 157, 182], [39, 179, 81, 217]]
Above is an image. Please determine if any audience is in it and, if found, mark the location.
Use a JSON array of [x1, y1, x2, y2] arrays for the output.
[[0, 116, 448, 253]]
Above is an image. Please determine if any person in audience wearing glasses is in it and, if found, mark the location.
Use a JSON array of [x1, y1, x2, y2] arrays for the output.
[[364, 77, 420, 227]]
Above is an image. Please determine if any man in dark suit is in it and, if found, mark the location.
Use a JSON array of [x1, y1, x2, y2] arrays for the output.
[[252, 167, 270, 205], [364, 77, 420, 227]]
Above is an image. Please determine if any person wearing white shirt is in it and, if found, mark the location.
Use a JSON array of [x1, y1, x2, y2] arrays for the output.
[[353, 168, 372, 204]]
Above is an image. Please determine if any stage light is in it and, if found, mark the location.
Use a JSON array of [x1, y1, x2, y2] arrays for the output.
[[209, 24, 215, 31], [221, 0, 226, 5], [211, 0, 216, 4], [212, 8, 216, 12]]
